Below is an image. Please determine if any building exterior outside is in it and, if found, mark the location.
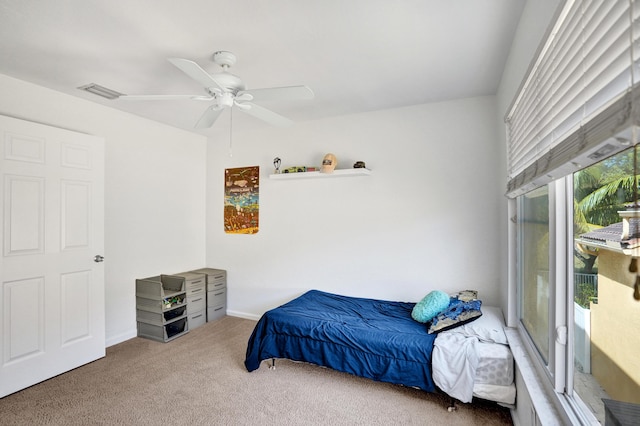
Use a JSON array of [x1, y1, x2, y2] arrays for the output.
[[576, 216, 640, 404]]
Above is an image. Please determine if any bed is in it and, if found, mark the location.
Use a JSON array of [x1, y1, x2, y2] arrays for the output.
[[244, 290, 515, 407]]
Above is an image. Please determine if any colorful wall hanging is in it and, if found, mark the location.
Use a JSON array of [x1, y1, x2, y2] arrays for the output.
[[224, 166, 259, 234]]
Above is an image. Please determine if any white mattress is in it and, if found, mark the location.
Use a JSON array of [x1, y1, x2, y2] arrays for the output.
[[433, 306, 516, 405], [471, 341, 515, 405], [475, 341, 514, 386], [473, 326, 516, 405], [473, 382, 516, 406]]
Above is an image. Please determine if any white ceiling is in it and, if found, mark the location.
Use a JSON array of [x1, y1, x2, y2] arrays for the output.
[[0, 0, 526, 135]]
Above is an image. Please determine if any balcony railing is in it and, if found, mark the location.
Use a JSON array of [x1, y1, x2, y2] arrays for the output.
[[575, 273, 598, 306]]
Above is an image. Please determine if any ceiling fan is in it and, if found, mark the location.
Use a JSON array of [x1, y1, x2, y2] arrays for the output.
[[119, 51, 314, 129]]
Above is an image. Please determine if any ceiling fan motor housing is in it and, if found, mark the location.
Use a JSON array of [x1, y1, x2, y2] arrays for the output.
[[211, 72, 246, 94], [212, 51, 237, 67]]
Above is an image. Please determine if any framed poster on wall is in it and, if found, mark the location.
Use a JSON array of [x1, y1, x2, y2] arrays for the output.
[[224, 166, 259, 234]]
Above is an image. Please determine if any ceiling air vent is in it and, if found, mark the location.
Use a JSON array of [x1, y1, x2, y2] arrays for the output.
[[77, 83, 123, 100]]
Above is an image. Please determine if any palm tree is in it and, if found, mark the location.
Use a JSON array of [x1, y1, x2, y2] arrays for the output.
[[573, 148, 639, 273]]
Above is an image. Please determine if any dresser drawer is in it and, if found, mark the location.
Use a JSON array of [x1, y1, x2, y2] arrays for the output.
[[188, 309, 206, 329], [174, 271, 206, 291], [186, 285, 206, 298], [207, 277, 226, 292], [207, 288, 226, 307], [185, 276, 205, 291], [191, 268, 225, 284], [188, 294, 206, 312], [207, 305, 226, 322]]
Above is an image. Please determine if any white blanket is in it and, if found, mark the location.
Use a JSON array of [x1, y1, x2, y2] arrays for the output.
[[432, 332, 479, 403]]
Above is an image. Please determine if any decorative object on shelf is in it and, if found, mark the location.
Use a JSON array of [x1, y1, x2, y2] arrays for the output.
[[273, 157, 281, 174], [284, 166, 307, 173], [353, 161, 366, 169], [321, 153, 337, 173], [224, 166, 260, 234]]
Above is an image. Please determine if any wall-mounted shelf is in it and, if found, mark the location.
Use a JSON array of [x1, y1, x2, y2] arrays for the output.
[[269, 168, 371, 180]]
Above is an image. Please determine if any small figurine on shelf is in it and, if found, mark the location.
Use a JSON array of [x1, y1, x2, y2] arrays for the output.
[[321, 153, 337, 173], [353, 161, 366, 169], [273, 157, 282, 174]]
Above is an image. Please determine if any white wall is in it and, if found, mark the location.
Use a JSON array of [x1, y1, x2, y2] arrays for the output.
[[496, 0, 562, 325], [495, 2, 566, 425], [206, 96, 505, 318], [0, 74, 207, 346]]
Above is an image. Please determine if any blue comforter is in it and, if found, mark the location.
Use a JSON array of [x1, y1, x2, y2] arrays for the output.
[[244, 290, 437, 392]]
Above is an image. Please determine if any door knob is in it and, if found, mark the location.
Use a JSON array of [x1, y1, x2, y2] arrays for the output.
[[94, 255, 104, 263]]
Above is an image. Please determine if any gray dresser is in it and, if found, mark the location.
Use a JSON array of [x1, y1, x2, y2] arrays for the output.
[[174, 271, 207, 330], [191, 268, 227, 322], [135, 268, 226, 342]]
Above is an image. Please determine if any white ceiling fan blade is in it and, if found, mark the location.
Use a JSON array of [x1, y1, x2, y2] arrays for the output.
[[240, 103, 293, 127], [119, 94, 213, 101], [168, 58, 225, 92], [239, 85, 314, 102], [195, 106, 225, 129]]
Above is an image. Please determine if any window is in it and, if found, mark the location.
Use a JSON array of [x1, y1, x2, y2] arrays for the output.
[[516, 146, 640, 424], [571, 147, 640, 423], [518, 187, 550, 365], [507, 1, 640, 424], [517, 183, 580, 421]]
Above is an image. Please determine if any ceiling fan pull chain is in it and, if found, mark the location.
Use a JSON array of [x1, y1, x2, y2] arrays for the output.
[[229, 106, 233, 157]]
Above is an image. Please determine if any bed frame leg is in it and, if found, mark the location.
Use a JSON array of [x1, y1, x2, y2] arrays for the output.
[[447, 398, 457, 412], [269, 358, 276, 370]]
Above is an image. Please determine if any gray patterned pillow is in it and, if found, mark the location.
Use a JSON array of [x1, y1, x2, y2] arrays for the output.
[[427, 297, 482, 334]]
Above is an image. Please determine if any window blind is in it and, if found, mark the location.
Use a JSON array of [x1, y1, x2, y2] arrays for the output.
[[505, 0, 640, 198]]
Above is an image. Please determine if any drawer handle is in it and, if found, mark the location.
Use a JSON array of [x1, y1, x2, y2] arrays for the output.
[[192, 288, 203, 293], [192, 314, 203, 319], [213, 283, 224, 288], [214, 291, 224, 296], [193, 297, 203, 302], [214, 275, 224, 279], [192, 279, 203, 285], [214, 306, 223, 312]]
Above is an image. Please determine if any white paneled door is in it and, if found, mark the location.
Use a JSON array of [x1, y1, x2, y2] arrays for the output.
[[0, 115, 105, 398]]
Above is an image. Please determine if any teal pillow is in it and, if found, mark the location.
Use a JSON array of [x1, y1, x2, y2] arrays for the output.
[[411, 290, 450, 323]]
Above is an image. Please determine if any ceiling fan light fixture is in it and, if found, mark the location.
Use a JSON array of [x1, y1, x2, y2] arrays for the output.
[[219, 92, 234, 108]]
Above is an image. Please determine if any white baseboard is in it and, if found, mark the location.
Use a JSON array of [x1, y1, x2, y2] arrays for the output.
[[226, 310, 261, 321], [106, 329, 137, 348]]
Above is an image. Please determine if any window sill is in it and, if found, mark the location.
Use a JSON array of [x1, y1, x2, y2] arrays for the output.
[[505, 328, 565, 425]]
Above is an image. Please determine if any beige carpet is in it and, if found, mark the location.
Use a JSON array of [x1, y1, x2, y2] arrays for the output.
[[0, 316, 513, 425]]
